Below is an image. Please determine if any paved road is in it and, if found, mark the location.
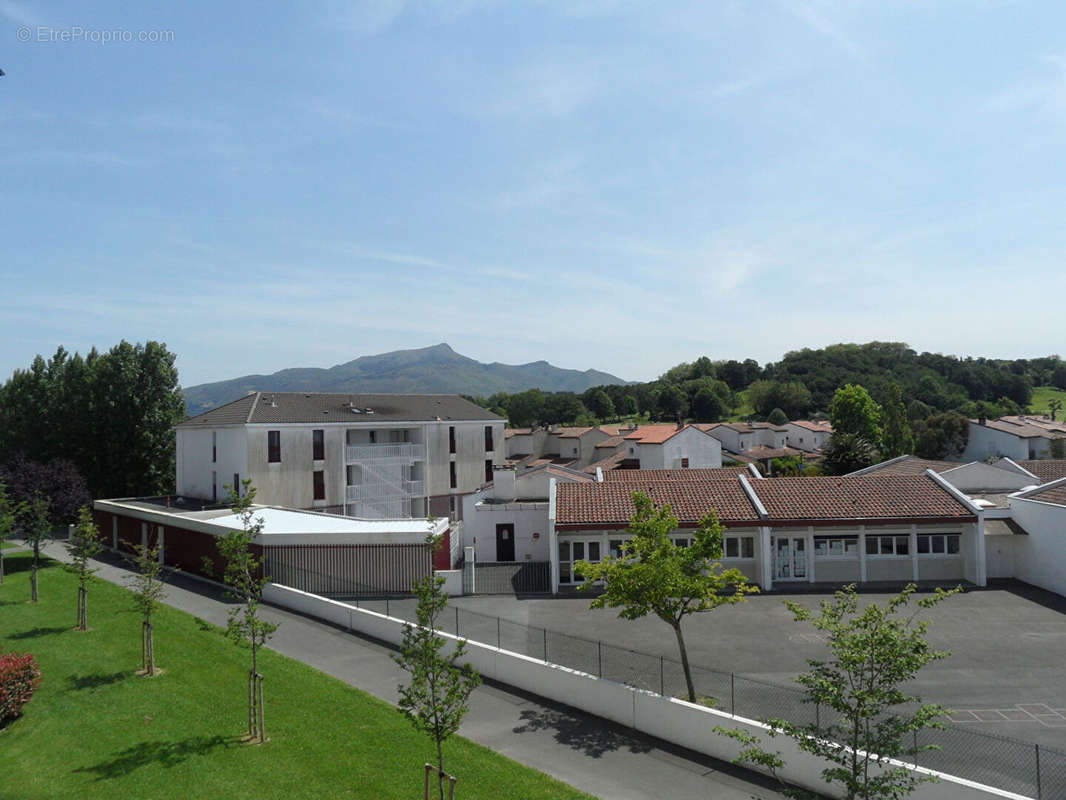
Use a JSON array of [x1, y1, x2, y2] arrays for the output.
[[37, 542, 787, 800]]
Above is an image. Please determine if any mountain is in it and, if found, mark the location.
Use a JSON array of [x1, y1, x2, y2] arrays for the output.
[[182, 344, 629, 415]]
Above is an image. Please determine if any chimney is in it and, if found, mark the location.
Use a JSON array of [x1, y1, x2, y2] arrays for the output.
[[492, 465, 517, 502], [978, 416, 986, 426], [676, 413, 683, 430]]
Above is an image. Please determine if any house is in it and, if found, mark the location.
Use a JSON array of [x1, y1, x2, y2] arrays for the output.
[[617, 424, 723, 469], [461, 463, 593, 563], [961, 415, 1066, 462], [700, 421, 788, 455], [549, 469, 983, 594], [783, 420, 833, 452], [174, 392, 505, 521]]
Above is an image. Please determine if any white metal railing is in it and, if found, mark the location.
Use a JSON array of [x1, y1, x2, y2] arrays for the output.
[[346, 443, 425, 462], [346, 480, 424, 502]]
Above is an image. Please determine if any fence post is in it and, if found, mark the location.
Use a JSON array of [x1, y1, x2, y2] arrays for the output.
[[543, 628, 548, 662], [660, 656, 665, 696], [455, 606, 459, 636], [1036, 743, 1042, 800], [386, 597, 390, 618], [731, 673, 735, 715], [597, 641, 602, 677], [497, 617, 501, 649], [816, 701, 820, 733], [912, 729, 918, 767]]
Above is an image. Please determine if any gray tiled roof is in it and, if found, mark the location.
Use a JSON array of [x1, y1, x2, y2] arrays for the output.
[[178, 392, 504, 426]]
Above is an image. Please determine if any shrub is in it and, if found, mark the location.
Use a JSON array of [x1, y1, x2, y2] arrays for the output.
[[0, 652, 42, 726]]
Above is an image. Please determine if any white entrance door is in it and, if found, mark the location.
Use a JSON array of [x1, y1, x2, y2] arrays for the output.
[[558, 539, 602, 585], [774, 536, 807, 581]]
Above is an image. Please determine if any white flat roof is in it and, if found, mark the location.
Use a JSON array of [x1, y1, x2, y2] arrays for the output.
[[205, 507, 442, 536]]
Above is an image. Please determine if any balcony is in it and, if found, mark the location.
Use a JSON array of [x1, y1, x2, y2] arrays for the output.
[[346, 480, 424, 502], [345, 442, 425, 463]]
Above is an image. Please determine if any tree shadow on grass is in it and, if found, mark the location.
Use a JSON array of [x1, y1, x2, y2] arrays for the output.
[[66, 670, 135, 692], [8, 625, 71, 639], [74, 735, 239, 780], [512, 707, 652, 758]]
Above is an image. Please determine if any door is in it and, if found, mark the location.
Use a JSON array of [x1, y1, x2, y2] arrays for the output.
[[774, 536, 807, 580], [495, 524, 515, 562]]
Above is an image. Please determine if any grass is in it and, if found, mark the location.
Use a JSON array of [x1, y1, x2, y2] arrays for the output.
[[1, 540, 21, 550], [0, 554, 592, 800], [1029, 386, 1066, 417]]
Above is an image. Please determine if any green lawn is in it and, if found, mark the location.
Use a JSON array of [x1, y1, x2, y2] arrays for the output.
[[1, 540, 21, 550], [728, 387, 754, 421], [0, 554, 592, 800], [1029, 386, 1066, 417]]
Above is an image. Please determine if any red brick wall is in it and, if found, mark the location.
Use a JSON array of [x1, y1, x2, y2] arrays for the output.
[[432, 529, 451, 571]]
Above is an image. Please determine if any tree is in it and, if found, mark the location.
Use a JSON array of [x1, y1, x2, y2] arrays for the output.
[[394, 574, 481, 800], [748, 380, 812, 419], [575, 493, 757, 703], [504, 389, 545, 428], [912, 411, 968, 460], [0, 481, 24, 586], [22, 494, 52, 603], [0, 455, 90, 527], [719, 584, 960, 800], [767, 407, 789, 426], [881, 384, 913, 459], [65, 506, 104, 631], [822, 432, 879, 476], [126, 535, 167, 676], [1051, 438, 1066, 459], [1050, 399, 1063, 422], [583, 388, 615, 421], [692, 386, 726, 423], [829, 385, 884, 448], [211, 481, 278, 743], [656, 384, 688, 421]]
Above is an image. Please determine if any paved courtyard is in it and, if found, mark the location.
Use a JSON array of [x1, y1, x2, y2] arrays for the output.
[[448, 581, 1066, 752]]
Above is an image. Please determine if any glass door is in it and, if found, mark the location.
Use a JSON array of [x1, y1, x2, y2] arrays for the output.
[[775, 537, 806, 580]]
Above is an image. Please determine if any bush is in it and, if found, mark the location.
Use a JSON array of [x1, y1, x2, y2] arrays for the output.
[[0, 652, 41, 726]]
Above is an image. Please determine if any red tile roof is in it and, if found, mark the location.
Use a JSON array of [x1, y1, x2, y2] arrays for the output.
[[849, 455, 958, 476], [505, 428, 533, 438], [556, 480, 761, 527], [789, 420, 833, 433], [1020, 481, 1066, 506], [602, 467, 751, 481], [555, 473, 975, 528], [745, 445, 803, 460], [582, 451, 629, 474], [749, 475, 974, 522], [595, 436, 625, 449], [623, 424, 712, 444], [556, 427, 595, 439], [1016, 460, 1066, 483]]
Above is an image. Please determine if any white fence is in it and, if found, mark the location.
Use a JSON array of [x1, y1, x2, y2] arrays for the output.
[[263, 583, 1026, 800]]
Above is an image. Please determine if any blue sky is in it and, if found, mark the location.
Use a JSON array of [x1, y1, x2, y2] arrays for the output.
[[2, 1, 1066, 387]]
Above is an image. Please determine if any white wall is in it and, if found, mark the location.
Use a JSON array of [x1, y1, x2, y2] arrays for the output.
[[940, 462, 1035, 493], [1009, 496, 1066, 596], [176, 426, 248, 501], [263, 583, 1023, 800], [639, 427, 722, 469], [962, 424, 1030, 463], [785, 424, 830, 452], [461, 498, 551, 561]]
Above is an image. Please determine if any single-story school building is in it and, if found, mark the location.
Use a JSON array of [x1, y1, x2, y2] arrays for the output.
[[549, 469, 984, 593]]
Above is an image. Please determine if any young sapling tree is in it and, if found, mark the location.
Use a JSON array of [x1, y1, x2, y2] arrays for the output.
[[394, 574, 481, 800], [65, 505, 104, 630], [208, 480, 277, 743], [126, 536, 167, 676], [22, 494, 52, 603]]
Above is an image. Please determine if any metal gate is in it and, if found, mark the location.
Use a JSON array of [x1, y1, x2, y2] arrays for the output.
[[462, 561, 551, 595]]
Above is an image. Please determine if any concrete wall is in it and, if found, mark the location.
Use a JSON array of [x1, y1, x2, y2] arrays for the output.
[[962, 424, 1030, 463], [814, 559, 861, 582], [785, 424, 830, 452], [1009, 497, 1066, 596], [246, 424, 346, 511], [985, 534, 1016, 579], [176, 426, 248, 501], [462, 498, 550, 562], [436, 569, 463, 596], [423, 421, 505, 498], [263, 583, 1024, 800]]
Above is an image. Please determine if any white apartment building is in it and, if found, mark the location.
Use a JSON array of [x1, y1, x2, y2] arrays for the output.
[[784, 420, 833, 452], [175, 392, 505, 520], [961, 416, 1066, 462]]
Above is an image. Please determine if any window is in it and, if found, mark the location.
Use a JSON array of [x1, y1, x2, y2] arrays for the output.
[[449, 496, 457, 516], [312, 429, 324, 461], [609, 539, 626, 558], [233, 473, 240, 496], [212, 431, 217, 463], [484, 425, 494, 452], [867, 535, 911, 557], [450, 461, 457, 489], [485, 459, 493, 483], [724, 535, 755, 559], [211, 470, 217, 503], [672, 536, 690, 548], [312, 470, 325, 501], [449, 426, 456, 455], [368, 430, 376, 444], [268, 430, 281, 463], [681, 457, 689, 468], [916, 533, 961, 556]]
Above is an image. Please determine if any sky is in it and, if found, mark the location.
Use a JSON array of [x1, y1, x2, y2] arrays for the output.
[[2, 1, 1066, 388]]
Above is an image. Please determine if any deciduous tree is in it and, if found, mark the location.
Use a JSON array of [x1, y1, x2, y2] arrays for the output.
[[719, 583, 960, 800], [0, 481, 24, 585], [394, 574, 481, 800], [126, 536, 167, 676], [576, 493, 757, 703], [22, 494, 52, 603], [829, 384, 883, 448], [210, 481, 277, 743], [65, 506, 104, 631], [881, 384, 913, 459]]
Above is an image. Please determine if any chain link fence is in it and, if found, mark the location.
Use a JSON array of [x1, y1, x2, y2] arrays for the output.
[[269, 566, 1066, 799]]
